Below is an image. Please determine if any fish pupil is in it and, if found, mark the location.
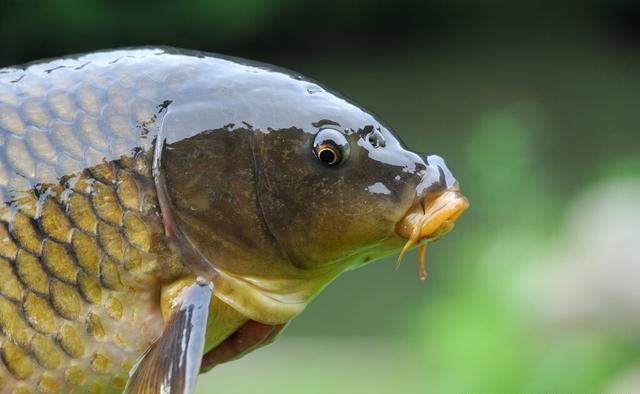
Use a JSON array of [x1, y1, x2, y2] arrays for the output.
[[319, 148, 337, 165], [313, 129, 349, 166]]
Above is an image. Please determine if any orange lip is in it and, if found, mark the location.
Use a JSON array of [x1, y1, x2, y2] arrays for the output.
[[395, 190, 469, 279]]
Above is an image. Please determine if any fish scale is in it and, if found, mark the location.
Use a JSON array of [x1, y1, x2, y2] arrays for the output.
[[0, 52, 187, 394]]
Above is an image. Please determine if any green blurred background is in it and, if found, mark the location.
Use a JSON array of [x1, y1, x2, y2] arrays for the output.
[[2, 1, 640, 393]]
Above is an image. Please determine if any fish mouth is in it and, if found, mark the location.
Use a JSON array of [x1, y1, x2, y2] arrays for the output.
[[395, 189, 469, 279]]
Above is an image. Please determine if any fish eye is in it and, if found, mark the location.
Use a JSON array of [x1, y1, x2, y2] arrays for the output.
[[313, 129, 350, 167]]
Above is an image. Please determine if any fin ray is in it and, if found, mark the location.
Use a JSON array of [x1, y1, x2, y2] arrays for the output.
[[125, 279, 212, 394]]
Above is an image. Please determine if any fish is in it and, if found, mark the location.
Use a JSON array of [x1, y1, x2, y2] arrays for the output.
[[0, 47, 468, 394]]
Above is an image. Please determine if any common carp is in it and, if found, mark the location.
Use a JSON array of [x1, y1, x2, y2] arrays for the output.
[[0, 48, 468, 393]]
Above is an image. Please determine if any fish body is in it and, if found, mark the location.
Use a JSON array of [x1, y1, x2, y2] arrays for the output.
[[0, 49, 200, 394], [0, 48, 468, 393]]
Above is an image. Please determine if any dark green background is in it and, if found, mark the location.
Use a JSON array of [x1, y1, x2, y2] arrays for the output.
[[2, 1, 639, 393]]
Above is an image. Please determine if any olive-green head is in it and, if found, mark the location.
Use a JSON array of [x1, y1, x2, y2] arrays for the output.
[[157, 55, 468, 324]]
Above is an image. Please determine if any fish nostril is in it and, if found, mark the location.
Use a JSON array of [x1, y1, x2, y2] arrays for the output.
[[421, 154, 458, 192]]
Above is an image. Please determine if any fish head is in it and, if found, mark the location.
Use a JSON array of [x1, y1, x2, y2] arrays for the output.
[[244, 73, 468, 287], [252, 107, 464, 273], [158, 56, 468, 331]]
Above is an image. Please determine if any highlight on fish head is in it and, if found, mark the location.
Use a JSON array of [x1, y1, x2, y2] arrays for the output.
[[157, 55, 468, 327]]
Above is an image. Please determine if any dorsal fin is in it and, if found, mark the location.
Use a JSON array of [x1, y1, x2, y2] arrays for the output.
[[124, 278, 212, 394]]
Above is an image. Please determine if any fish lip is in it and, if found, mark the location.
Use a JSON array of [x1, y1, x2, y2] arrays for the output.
[[395, 189, 469, 243]]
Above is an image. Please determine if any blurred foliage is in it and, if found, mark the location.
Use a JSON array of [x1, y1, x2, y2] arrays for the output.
[[1, 1, 639, 393], [2, 0, 640, 64]]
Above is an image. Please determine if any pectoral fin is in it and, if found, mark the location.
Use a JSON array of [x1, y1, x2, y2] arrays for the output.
[[125, 278, 213, 394]]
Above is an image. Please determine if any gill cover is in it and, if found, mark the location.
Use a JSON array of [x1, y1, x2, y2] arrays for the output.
[[156, 100, 320, 325]]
